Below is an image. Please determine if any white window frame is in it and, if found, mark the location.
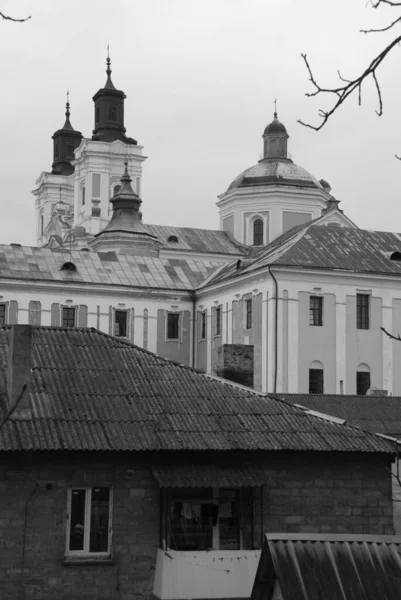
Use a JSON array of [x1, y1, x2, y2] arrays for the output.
[[166, 311, 182, 342], [66, 487, 113, 557]]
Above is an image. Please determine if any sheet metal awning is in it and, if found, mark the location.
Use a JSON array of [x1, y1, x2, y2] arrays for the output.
[[152, 464, 274, 488]]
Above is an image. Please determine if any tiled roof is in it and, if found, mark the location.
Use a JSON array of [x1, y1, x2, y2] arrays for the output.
[[0, 326, 395, 454], [146, 224, 247, 255], [206, 224, 401, 286], [0, 244, 221, 290], [271, 393, 401, 438], [252, 534, 401, 600]]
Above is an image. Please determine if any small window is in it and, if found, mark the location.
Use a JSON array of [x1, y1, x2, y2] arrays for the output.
[[55, 141, 60, 159], [113, 185, 121, 197], [61, 262, 77, 272], [67, 487, 112, 555], [246, 299, 252, 329], [40, 212, 44, 236], [253, 219, 264, 246], [309, 368, 324, 394], [309, 296, 323, 326], [62, 306, 76, 328], [215, 306, 221, 336], [66, 143, 74, 158], [82, 186, 86, 206], [390, 251, 401, 261], [356, 294, 369, 330], [200, 311, 207, 340], [357, 371, 371, 395], [168, 235, 179, 243], [167, 313, 180, 340], [95, 104, 100, 125], [108, 104, 118, 122], [114, 310, 127, 337], [0, 304, 6, 326]]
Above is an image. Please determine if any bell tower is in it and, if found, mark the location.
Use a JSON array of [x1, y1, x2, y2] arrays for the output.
[[52, 92, 83, 175]]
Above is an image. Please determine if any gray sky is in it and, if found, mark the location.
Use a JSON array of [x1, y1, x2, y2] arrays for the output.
[[1, 0, 400, 246]]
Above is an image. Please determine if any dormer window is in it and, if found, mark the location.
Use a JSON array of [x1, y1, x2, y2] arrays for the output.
[[108, 104, 118, 122], [61, 262, 77, 272], [390, 251, 401, 261], [168, 235, 179, 243]]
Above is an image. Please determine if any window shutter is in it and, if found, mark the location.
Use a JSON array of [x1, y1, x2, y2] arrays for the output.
[[51, 303, 60, 326], [28, 301, 41, 326], [8, 301, 18, 324], [78, 305, 88, 327], [109, 306, 113, 335]]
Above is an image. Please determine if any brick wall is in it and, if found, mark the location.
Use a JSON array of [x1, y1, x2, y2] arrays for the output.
[[0, 450, 394, 599]]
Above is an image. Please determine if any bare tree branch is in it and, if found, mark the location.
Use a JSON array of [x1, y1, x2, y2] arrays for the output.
[[0, 11, 31, 22], [381, 326, 401, 341]]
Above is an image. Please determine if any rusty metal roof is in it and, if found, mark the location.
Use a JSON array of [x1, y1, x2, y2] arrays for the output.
[[0, 244, 222, 290], [252, 534, 401, 600], [0, 326, 396, 453]]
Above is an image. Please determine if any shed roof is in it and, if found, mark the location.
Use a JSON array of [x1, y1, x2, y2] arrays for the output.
[[252, 534, 401, 600], [0, 326, 395, 454]]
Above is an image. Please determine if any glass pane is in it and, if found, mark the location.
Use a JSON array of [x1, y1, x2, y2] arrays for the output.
[[89, 487, 110, 553], [169, 488, 213, 550], [69, 489, 86, 551], [219, 489, 240, 550]]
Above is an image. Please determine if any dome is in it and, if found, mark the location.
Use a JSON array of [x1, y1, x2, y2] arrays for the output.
[[228, 160, 323, 192], [264, 118, 287, 136]]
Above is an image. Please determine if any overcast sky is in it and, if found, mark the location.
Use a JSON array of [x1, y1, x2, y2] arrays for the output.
[[1, 0, 400, 245]]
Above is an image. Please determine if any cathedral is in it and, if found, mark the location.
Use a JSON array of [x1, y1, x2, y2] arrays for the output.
[[3, 57, 401, 395]]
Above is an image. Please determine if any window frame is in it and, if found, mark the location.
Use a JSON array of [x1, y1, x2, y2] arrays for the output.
[[215, 306, 222, 337], [245, 299, 252, 330], [114, 309, 128, 338], [356, 293, 370, 330], [62, 306, 76, 328], [167, 311, 180, 341], [200, 311, 207, 341], [309, 296, 323, 327], [65, 487, 113, 557], [253, 219, 264, 246], [0, 303, 6, 326], [356, 371, 371, 395], [107, 104, 118, 123], [309, 368, 324, 394]]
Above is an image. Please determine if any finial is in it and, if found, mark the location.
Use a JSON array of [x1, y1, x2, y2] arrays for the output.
[[274, 98, 277, 119], [121, 160, 132, 183], [106, 44, 111, 77], [66, 90, 70, 119]]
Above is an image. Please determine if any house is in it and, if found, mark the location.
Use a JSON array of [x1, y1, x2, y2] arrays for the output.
[[251, 533, 401, 600], [0, 324, 398, 599]]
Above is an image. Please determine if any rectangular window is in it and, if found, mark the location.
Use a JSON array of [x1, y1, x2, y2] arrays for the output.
[[245, 299, 252, 329], [167, 313, 180, 340], [0, 304, 5, 326], [357, 294, 370, 330], [62, 307, 76, 328], [67, 487, 112, 555], [92, 174, 101, 198], [357, 371, 371, 395], [215, 307, 221, 336], [114, 310, 127, 337], [200, 311, 207, 340], [95, 104, 100, 125], [309, 369, 324, 394], [166, 487, 253, 551], [82, 186, 86, 206], [40, 213, 44, 236], [309, 296, 323, 326], [108, 104, 118, 122]]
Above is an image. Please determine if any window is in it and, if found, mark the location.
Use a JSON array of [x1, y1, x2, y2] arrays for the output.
[[253, 219, 264, 246], [0, 304, 6, 326], [167, 313, 180, 340], [309, 368, 324, 393], [165, 487, 254, 551], [108, 104, 118, 122], [168, 235, 179, 243], [82, 186, 86, 206], [309, 296, 323, 326], [62, 306, 76, 328], [67, 487, 112, 555], [246, 299, 252, 329], [113, 185, 121, 196], [114, 310, 127, 337], [55, 141, 60, 159], [95, 104, 100, 125], [200, 311, 207, 340], [357, 294, 370, 329], [356, 371, 371, 395], [40, 212, 44, 236], [215, 306, 221, 336]]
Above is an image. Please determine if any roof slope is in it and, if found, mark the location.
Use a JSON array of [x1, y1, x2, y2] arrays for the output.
[[0, 326, 395, 453], [206, 224, 401, 286], [146, 224, 247, 255], [252, 534, 401, 600], [271, 393, 401, 438], [0, 244, 221, 290]]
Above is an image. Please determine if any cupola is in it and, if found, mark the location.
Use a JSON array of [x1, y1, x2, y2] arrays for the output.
[[262, 103, 289, 160], [92, 52, 137, 145], [51, 93, 83, 176]]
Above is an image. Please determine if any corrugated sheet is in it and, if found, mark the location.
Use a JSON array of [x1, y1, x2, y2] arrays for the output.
[[252, 534, 401, 600], [152, 464, 276, 487], [271, 394, 401, 438], [0, 244, 222, 290], [0, 326, 396, 453]]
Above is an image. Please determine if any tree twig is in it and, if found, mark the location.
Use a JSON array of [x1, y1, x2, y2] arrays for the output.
[[0, 11, 31, 22], [381, 326, 401, 341]]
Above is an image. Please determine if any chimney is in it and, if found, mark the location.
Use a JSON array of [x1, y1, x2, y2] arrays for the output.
[[7, 325, 32, 414]]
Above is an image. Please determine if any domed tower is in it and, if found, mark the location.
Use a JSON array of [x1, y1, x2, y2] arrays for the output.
[[52, 93, 83, 175], [217, 106, 332, 246]]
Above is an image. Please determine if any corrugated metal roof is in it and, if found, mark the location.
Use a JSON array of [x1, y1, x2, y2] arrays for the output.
[[152, 464, 276, 487], [271, 394, 401, 438], [0, 244, 222, 290], [0, 326, 396, 453], [252, 534, 401, 600]]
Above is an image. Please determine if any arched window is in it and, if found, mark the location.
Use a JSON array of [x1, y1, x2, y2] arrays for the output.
[[309, 360, 324, 394], [253, 219, 264, 246], [356, 363, 371, 395], [113, 185, 121, 196]]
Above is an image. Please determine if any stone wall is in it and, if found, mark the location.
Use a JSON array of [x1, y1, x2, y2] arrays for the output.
[[216, 343, 254, 387]]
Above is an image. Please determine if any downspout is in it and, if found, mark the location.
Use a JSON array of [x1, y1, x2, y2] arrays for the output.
[[268, 265, 278, 393]]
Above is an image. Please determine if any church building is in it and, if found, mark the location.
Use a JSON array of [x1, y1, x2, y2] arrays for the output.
[[2, 57, 401, 395]]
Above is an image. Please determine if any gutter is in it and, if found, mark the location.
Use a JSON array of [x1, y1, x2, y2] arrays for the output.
[[268, 265, 278, 394]]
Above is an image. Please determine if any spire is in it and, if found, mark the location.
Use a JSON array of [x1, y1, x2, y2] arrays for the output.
[[62, 90, 74, 131], [274, 97, 277, 119], [51, 91, 83, 175], [104, 45, 116, 91]]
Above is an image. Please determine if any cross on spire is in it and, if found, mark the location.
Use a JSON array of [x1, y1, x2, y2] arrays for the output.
[[274, 98, 277, 118]]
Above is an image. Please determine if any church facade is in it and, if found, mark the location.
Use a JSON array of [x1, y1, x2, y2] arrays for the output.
[[3, 58, 401, 395]]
